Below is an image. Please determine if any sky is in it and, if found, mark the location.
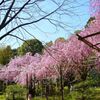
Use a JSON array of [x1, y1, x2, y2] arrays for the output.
[[0, 0, 91, 49]]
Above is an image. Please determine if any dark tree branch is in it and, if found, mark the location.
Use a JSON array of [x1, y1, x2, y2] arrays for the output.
[[0, 0, 15, 29], [93, 43, 100, 46], [0, 0, 32, 30], [81, 31, 100, 39], [0, 0, 65, 40], [0, 0, 4, 5], [76, 33, 100, 52], [9, 34, 26, 42]]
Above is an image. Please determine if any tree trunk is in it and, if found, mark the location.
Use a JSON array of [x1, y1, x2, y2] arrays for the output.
[[68, 84, 71, 93], [45, 82, 49, 100], [81, 74, 87, 81], [26, 74, 35, 100], [28, 79, 35, 98], [12, 93, 15, 100], [60, 67, 64, 100], [41, 81, 44, 97]]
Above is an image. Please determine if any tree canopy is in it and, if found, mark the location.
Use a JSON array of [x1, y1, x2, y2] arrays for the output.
[[0, 45, 13, 65], [17, 39, 44, 55]]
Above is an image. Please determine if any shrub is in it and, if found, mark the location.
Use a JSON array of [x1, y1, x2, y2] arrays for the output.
[[74, 80, 97, 89], [5, 84, 27, 100]]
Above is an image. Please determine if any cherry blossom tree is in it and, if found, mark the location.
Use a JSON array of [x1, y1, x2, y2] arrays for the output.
[[0, 23, 100, 100], [0, 36, 96, 99], [0, 52, 42, 99]]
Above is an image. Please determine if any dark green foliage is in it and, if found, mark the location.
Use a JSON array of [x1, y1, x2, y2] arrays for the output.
[[0, 81, 5, 93], [12, 49, 18, 57], [17, 39, 44, 55], [74, 80, 100, 90], [0, 45, 13, 65], [88, 68, 100, 83]]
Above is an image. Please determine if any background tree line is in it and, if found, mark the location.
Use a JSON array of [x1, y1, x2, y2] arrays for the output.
[[0, 37, 66, 65]]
